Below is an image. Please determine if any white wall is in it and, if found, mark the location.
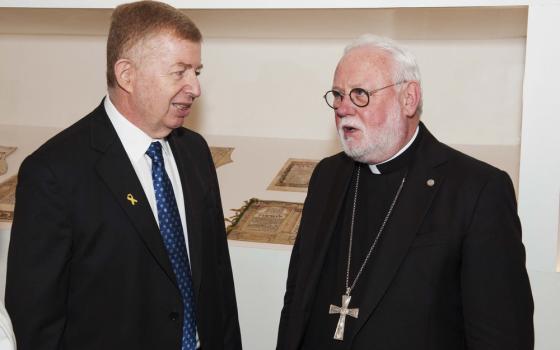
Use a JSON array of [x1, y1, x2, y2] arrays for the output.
[[1, 8, 526, 146], [0, 35, 106, 128], [519, 5, 560, 349], [1, 4, 559, 350]]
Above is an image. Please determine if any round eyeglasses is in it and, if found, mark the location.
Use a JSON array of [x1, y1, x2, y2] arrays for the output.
[[323, 81, 406, 109]]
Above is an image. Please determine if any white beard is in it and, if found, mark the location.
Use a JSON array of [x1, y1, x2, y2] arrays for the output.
[[337, 101, 406, 164]]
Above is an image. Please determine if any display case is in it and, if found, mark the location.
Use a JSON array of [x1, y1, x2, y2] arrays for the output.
[[1, 1, 558, 349]]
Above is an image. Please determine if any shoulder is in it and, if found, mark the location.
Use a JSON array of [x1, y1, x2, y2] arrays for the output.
[[170, 126, 209, 149], [168, 127, 214, 171], [26, 105, 102, 164], [305, 152, 352, 191], [19, 105, 105, 185], [315, 151, 350, 173], [436, 143, 508, 184], [415, 126, 516, 212], [427, 142, 516, 216], [419, 125, 509, 185]]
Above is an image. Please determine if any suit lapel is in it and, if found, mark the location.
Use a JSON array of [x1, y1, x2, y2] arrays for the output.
[[90, 104, 177, 288], [168, 132, 205, 301], [351, 127, 448, 340], [300, 156, 355, 311]]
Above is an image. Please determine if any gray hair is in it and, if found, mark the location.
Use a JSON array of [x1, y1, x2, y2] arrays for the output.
[[344, 34, 423, 116]]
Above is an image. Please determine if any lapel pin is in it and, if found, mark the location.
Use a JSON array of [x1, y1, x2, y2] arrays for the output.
[[127, 193, 138, 206], [426, 179, 435, 187]]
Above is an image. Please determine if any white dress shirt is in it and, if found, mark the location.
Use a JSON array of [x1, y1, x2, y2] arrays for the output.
[[105, 96, 200, 347], [104, 96, 190, 253], [0, 302, 16, 350]]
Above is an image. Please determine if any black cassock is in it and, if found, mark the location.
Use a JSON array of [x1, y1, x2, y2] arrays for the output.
[[302, 132, 420, 350], [278, 123, 533, 350]]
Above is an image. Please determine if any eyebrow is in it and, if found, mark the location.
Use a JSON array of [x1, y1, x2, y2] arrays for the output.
[[173, 63, 204, 70], [332, 84, 371, 92]]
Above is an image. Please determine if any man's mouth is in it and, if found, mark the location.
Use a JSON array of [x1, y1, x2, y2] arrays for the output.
[[172, 102, 191, 111], [342, 126, 358, 133]]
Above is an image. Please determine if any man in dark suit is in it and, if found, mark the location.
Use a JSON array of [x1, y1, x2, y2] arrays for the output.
[[5, 2, 241, 349], [277, 34, 533, 350]]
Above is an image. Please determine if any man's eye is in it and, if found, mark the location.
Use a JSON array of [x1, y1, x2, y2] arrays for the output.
[[173, 71, 185, 77], [353, 88, 368, 96], [332, 91, 343, 98], [195, 70, 201, 76]]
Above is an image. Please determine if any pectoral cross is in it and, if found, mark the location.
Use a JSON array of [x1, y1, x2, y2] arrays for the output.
[[329, 293, 359, 341]]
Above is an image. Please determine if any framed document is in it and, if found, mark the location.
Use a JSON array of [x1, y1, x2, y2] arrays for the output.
[[209, 146, 234, 168], [267, 158, 318, 192], [0, 146, 17, 176], [0, 175, 17, 222], [226, 198, 303, 245]]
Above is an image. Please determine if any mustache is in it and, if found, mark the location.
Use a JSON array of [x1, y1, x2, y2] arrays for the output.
[[337, 119, 364, 131]]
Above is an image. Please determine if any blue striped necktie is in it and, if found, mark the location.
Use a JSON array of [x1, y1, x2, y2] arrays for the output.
[[146, 141, 197, 350]]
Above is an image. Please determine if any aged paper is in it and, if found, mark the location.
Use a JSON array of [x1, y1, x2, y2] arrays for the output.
[[0, 175, 17, 222], [209, 146, 234, 169], [226, 198, 303, 245], [267, 158, 319, 192], [0, 145, 17, 176]]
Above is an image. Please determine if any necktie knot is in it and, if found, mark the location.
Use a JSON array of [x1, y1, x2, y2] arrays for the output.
[[146, 141, 163, 163]]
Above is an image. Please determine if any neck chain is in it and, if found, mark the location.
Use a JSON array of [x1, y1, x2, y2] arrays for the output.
[[345, 166, 406, 295], [329, 165, 407, 341]]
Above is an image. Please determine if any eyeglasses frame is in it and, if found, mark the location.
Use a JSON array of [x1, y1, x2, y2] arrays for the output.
[[323, 80, 407, 109]]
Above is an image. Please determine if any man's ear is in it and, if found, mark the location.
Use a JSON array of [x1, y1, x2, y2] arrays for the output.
[[114, 58, 134, 93], [401, 81, 421, 118]]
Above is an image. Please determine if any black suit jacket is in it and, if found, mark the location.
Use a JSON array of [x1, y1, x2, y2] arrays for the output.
[[277, 124, 533, 350], [6, 102, 242, 350]]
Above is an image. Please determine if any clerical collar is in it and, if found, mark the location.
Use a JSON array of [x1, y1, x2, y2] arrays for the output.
[[368, 125, 421, 175]]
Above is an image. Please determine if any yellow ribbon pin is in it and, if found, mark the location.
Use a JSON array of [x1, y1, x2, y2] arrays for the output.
[[127, 193, 138, 206]]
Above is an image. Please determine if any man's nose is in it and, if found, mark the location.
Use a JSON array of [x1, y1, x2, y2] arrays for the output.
[[335, 95, 355, 117], [183, 73, 201, 98]]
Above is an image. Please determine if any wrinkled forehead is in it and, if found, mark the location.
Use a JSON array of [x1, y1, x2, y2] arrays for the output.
[[333, 47, 395, 87], [130, 31, 200, 63]]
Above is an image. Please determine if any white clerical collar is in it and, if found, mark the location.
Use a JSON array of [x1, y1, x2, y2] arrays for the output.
[[369, 125, 419, 175], [104, 94, 172, 163]]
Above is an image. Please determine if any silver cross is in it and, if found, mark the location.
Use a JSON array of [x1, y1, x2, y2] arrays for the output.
[[329, 294, 359, 341]]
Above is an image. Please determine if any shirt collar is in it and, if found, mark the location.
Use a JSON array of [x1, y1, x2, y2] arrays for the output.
[[368, 125, 420, 175], [104, 94, 170, 161]]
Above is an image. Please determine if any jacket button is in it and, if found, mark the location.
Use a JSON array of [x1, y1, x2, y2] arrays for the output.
[[169, 312, 179, 321]]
